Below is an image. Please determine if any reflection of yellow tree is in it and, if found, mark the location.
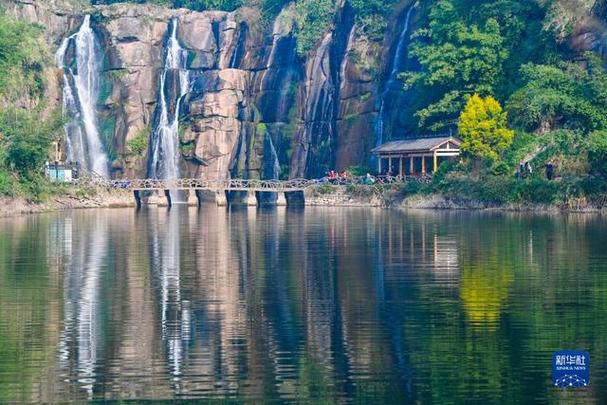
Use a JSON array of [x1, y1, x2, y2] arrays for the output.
[[460, 260, 514, 330]]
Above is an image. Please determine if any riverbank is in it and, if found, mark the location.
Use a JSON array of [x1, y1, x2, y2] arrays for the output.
[[1, 183, 606, 217], [304, 185, 607, 213], [0, 188, 135, 218]]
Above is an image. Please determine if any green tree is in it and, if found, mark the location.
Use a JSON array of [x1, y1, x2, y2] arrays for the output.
[[507, 58, 607, 133], [0, 109, 63, 178], [0, 12, 47, 101], [401, 0, 509, 132], [587, 130, 607, 178], [458, 94, 514, 163], [293, 0, 335, 56], [401, 0, 553, 134]]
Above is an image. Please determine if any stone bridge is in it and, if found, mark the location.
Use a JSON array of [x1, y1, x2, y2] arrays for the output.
[[76, 176, 421, 207]]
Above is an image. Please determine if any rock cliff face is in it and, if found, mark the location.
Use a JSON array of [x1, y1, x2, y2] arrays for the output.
[[6, 0, 422, 179]]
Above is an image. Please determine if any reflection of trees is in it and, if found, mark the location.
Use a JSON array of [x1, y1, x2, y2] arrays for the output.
[[0, 216, 61, 402], [3, 208, 607, 402], [460, 260, 513, 329]]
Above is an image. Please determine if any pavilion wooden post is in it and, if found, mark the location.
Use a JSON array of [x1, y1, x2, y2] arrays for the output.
[[388, 157, 392, 174], [421, 156, 426, 174], [433, 151, 438, 173], [399, 157, 404, 177], [409, 156, 414, 175], [377, 157, 382, 174]]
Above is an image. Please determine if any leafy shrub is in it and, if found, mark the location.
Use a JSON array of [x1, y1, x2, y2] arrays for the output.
[[293, 0, 335, 56], [314, 184, 336, 194], [587, 130, 607, 178], [0, 170, 15, 196], [127, 128, 149, 156], [512, 177, 559, 204]]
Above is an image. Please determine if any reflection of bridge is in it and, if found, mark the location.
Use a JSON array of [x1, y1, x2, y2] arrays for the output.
[[76, 176, 422, 207]]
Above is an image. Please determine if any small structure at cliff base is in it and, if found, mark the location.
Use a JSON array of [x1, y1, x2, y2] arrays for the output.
[[371, 136, 461, 176]]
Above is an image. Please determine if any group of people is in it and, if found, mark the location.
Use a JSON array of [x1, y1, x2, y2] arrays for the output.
[[320, 170, 380, 185], [326, 170, 349, 182], [519, 161, 556, 180]]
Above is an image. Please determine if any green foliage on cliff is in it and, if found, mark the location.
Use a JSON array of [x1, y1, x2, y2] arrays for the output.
[[393, 0, 607, 205], [403, 0, 541, 132], [92, 0, 243, 11], [0, 13, 47, 101], [0, 11, 64, 200], [126, 127, 150, 156], [349, 0, 399, 40], [293, 0, 335, 55], [507, 58, 607, 133]]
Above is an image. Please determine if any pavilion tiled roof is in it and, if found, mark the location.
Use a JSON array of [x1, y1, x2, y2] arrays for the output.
[[371, 136, 460, 154]]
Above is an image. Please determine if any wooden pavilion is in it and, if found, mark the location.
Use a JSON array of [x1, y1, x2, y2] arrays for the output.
[[371, 136, 461, 176]]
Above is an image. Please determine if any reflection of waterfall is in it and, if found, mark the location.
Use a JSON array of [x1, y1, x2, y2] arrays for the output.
[[56, 15, 109, 176], [150, 210, 190, 382], [148, 19, 190, 180], [375, 3, 417, 147], [57, 214, 107, 397]]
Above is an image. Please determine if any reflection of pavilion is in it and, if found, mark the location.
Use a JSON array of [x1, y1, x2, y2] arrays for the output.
[[431, 235, 459, 284]]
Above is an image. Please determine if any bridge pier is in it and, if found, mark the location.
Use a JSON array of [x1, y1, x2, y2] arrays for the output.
[[186, 190, 198, 206], [286, 190, 305, 206], [134, 190, 142, 209], [276, 192, 287, 206], [134, 190, 159, 206], [163, 190, 172, 207], [195, 190, 204, 206], [245, 190, 258, 207], [215, 190, 228, 206]]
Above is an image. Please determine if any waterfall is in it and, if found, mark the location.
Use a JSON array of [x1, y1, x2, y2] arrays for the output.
[[339, 25, 356, 93], [375, 2, 418, 148], [290, 32, 335, 178], [148, 19, 190, 180], [56, 15, 109, 177], [263, 134, 281, 180]]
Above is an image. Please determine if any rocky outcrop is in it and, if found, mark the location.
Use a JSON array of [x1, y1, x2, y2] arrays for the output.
[[5, 0, 420, 180]]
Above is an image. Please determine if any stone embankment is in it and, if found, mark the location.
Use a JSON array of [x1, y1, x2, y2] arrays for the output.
[[0, 189, 135, 218]]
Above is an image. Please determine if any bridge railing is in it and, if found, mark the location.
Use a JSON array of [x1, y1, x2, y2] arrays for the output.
[[72, 174, 431, 191]]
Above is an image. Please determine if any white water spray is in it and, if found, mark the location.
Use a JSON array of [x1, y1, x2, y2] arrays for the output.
[[56, 15, 109, 177], [375, 3, 417, 148], [148, 19, 190, 180]]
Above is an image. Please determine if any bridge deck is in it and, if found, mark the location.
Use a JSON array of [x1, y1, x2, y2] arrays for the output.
[[75, 176, 425, 192]]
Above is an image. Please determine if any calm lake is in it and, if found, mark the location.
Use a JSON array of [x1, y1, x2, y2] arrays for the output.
[[0, 206, 606, 402]]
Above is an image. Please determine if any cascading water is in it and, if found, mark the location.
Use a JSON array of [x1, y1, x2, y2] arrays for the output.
[[148, 19, 190, 180], [56, 15, 109, 177], [374, 2, 418, 148], [290, 32, 335, 178]]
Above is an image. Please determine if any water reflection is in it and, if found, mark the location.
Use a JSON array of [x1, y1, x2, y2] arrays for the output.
[[58, 213, 107, 397], [149, 210, 190, 383], [0, 208, 606, 402]]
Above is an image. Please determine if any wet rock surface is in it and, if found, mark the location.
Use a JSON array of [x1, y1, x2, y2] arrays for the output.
[[5, 0, 421, 180]]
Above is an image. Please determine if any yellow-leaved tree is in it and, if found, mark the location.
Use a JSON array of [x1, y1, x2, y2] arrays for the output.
[[458, 94, 514, 163]]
